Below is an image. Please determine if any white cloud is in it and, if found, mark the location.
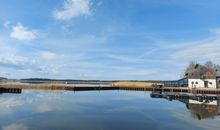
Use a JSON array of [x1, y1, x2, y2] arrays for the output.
[[169, 28, 220, 65], [3, 21, 10, 28], [39, 51, 58, 60], [10, 23, 36, 41], [0, 54, 47, 74], [209, 28, 220, 34], [0, 52, 63, 77], [171, 37, 220, 62], [0, 55, 28, 67], [107, 55, 144, 63], [53, 0, 91, 21], [38, 64, 64, 75]]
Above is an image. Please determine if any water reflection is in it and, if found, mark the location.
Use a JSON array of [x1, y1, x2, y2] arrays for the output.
[[1, 89, 220, 130], [150, 92, 220, 120], [1, 88, 220, 121]]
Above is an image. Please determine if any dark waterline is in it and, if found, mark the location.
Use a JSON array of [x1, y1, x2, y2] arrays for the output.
[[0, 90, 220, 130]]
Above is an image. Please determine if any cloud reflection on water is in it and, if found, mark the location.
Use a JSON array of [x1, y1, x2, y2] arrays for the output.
[[1, 90, 220, 130], [2, 123, 28, 130]]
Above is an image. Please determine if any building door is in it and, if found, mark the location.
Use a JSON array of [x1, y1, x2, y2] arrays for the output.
[[204, 81, 208, 88]]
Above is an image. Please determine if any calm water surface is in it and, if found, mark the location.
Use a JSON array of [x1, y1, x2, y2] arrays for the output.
[[0, 90, 220, 130]]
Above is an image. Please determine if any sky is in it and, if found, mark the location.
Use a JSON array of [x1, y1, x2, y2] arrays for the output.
[[1, 0, 220, 80]]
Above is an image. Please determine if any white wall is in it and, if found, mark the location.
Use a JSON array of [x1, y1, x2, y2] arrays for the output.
[[189, 99, 217, 105], [204, 79, 217, 88], [188, 79, 204, 88], [188, 79, 217, 89]]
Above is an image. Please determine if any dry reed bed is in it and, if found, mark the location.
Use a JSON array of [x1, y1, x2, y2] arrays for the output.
[[112, 82, 153, 88], [0, 84, 67, 90], [1, 81, 154, 91]]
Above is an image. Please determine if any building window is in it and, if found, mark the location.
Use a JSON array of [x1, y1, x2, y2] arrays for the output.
[[196, 82, 198, 84], [191, 82, 194, 84], [209, 82, 212, 85]]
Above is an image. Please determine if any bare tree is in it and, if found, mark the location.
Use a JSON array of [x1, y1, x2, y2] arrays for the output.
[[183, 61, 219, 78], [204, 61, 215, 70], [183, 61, 197, 78], [204, 61, 218, 75]]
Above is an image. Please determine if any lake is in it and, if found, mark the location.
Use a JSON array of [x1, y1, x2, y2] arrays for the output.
[[0, 90, 220, 130]]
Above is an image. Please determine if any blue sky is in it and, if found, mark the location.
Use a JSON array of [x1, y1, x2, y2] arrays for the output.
[[1, 0, 220, 80]]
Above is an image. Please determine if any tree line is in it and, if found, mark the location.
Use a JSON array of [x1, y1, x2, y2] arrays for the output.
[[183, 61, 220, 79]]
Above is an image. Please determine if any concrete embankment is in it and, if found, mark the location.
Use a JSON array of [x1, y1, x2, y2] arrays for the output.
[[2, 83, 220, 95]]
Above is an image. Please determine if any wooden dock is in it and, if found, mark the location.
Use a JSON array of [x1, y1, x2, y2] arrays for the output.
[[151, 87, 220, 94], [64, 86, 220, 94], [65, 86, 119, 91], [0, 87, 22, 94]]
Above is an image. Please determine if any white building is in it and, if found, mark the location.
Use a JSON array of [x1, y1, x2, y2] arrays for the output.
[[164, 64, 218, 89], [188, 79, 217, 89], [164, 78, 217, 89]]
